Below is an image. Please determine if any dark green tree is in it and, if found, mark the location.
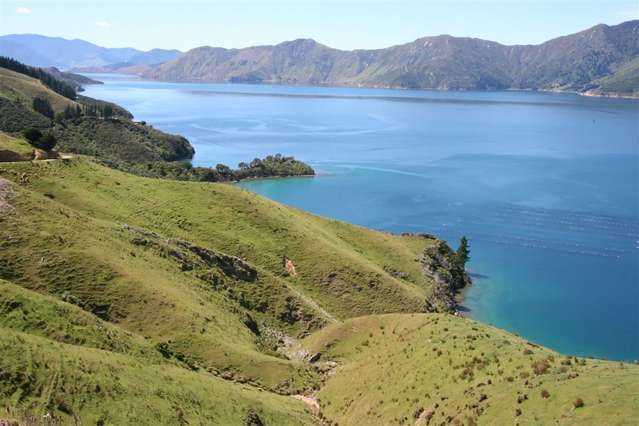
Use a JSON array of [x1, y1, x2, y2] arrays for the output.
[[102, 104, 114, 119], [215, 163, 233, 177], [456, 236, 470, 268], [33, 132, 57, 151], [32, 97, 54, 118], [22, 128, 43, 145]]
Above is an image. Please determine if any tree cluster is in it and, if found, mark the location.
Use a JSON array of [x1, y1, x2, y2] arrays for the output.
[[235, 154, 315, 180], [84, 103, 115, 119], [99, 154, 314, 183], [56, 105, 83, 122], [32, 97, 54, 119]]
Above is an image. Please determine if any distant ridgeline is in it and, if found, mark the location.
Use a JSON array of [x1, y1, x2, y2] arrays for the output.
[[136, 20, 637, 97], [0, 58, 314, 180]]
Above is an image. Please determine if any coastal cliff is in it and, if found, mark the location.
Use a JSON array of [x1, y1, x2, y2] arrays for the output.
[[421, 239, 472, 313]]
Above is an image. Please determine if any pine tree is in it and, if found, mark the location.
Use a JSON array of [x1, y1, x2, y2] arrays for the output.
[[456, 236, 470, 268]]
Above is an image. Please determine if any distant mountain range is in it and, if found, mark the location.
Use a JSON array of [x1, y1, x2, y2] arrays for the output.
[[145, 20, 638, 96], [2, 21, 638, 96], [0, 34, 181, 69]]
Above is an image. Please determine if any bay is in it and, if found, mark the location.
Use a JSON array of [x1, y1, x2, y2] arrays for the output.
[[83, 75, 639, 361]]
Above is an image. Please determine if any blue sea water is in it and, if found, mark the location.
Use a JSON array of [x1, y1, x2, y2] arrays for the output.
[[83, 75, 639, 361]]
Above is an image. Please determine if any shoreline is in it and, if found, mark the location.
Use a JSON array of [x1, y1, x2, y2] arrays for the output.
[[82, 72, 639, 100], [233, 173, 316, 183]]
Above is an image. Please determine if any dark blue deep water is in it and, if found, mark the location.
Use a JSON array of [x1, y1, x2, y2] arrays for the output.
[[83, 75, 639, 361]]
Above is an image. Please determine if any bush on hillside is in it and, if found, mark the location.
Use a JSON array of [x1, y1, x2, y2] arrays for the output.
[[23, 128, 57, 151], [37, 133, 58, 151], [532, 359, 551, 375]]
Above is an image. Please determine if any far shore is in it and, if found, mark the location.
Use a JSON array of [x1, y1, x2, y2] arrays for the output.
[[81, 72, 639, 100]]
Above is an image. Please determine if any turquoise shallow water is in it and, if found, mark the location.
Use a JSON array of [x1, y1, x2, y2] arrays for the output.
[[83, 75, 639, 361]]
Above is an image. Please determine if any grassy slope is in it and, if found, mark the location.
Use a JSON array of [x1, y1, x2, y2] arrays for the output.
[[0, 67, 194, 164], [0, 278, 159, 361], [0, 132, 33, 160], [0, 157, 636, 425], [0, 328, 311, 425], [0, 278, 309, 425], [0, 157, 431, 397], [302, 314, 639, 426], [0, 67, 77, 113]]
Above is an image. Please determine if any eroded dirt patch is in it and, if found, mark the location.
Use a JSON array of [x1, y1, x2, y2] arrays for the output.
[[0, 177, 15, 215]]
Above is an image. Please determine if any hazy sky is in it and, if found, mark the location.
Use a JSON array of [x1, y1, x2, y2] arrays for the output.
[[1, 0, 637, 51]]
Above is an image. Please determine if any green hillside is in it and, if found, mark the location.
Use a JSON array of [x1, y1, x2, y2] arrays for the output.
[[0, 64, 194, 166], [0, 67, 77, 113], [0, 61, 637, 425], [0, 155, 436, 409], [1, 149, 637, 425]]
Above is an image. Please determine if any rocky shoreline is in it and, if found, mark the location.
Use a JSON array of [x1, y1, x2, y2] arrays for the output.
[[420, 239, 472, 314]]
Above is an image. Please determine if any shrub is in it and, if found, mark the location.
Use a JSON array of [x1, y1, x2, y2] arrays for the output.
[[245, 409, 264, 426], [532, 359, 551, 375], [573, 398, 584, 408]]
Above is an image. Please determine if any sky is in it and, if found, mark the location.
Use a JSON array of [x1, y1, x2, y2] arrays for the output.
[[1, 0, 637, 51]]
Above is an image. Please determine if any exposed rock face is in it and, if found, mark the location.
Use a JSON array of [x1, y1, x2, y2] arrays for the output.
[[174, 239, 257, 281], [421, 240, 471, 313]]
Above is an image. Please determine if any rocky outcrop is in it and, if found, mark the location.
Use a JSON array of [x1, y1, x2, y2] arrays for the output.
[[123, 224, 257, 281], [421, 240, 471, 313], [173, 239, 257, 281]]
